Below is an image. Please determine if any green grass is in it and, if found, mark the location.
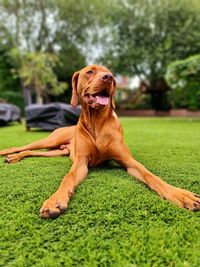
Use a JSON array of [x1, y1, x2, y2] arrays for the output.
[[1, 118, 200, 267]]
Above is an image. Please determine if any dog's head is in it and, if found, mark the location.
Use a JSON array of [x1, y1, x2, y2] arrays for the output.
[[70, 65, 116, 109]]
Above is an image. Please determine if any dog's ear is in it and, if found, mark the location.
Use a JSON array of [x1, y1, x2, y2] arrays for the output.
[[111, 79, 116, 109], [70, 71, 80, 107]]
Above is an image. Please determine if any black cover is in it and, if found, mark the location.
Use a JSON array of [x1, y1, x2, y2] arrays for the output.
[[25, 102, 81, 130], [0, 103, 21, 125]]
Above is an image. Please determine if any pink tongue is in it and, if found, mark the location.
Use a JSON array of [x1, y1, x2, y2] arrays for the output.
[[95, 96, 109, 105]]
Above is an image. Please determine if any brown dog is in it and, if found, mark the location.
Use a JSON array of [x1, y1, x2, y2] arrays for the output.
[[1, 65, 200, 219]]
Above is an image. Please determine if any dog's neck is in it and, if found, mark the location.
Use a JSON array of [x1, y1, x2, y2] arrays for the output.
[[79, 102, 113, 139]]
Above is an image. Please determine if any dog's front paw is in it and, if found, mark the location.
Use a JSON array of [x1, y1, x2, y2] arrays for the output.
[[5, 154, 21, 163], [165, 186, 200, 211], [40, 190, 72, 219]]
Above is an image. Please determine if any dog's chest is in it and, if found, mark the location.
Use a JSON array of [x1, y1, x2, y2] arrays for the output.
[[88, 133, 118, 166], [96, 134, 111, 148]]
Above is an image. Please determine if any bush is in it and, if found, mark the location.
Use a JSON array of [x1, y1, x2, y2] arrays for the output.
[[0, 91, 24, 111], [0, 48, 23, 110], [166, 54, 200, 110]]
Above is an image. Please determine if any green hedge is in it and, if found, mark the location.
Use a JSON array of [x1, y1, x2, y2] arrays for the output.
[[0, 91, 24, 112], [166, 54, 200, 110], [0, 48, 23, 111]]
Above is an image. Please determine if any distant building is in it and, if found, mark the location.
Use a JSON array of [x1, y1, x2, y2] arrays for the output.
[[116, 75, 139, 102], [116, 76, 131, 102]]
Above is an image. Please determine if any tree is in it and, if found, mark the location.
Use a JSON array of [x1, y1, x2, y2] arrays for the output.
[[166, 54, 200, 110], [0, 0, 109, 54], [10, 49, 67, 104], [0, 0, 57, 51], [0, 39, 23, 108], [100, 0, 200, 110], [0, 0, 111, 104]]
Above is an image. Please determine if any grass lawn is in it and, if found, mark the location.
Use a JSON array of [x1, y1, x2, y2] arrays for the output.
[[1, 117, 200, 267]]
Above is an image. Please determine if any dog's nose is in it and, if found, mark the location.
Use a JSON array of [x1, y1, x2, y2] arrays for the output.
[[101, 73, 113, 82]]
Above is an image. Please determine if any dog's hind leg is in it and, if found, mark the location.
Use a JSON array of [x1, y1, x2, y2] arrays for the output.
[[0, 126, 76, 156], [5, 148, 70, 163]]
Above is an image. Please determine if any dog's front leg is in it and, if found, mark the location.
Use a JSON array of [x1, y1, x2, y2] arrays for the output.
[[114, 145, 200, 211], [40, 156, 88, 219]]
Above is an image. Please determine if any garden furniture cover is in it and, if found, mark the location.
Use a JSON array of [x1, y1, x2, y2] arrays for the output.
[[25, 102, 81, 130], [0, 103, 21, 125]]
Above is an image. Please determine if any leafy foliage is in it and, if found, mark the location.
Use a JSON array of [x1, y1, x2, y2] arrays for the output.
[[102, 0, 200, 79], [166, 54, 200, 110], [10, 49, 67, 104], [0, 46, 23, 108], [1, 0, 200, 109], [0, 0, 108, 104], [0, 49, 19, 94], [99, 0, 200, 109]]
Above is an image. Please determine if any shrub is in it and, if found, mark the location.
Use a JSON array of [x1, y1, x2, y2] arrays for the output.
[[166, 54, 200, 110], [0, 48, 22, 109], [0, 91, 24, 111]]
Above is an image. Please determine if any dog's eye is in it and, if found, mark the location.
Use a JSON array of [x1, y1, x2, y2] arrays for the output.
[[87, 70, 94, 74]]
